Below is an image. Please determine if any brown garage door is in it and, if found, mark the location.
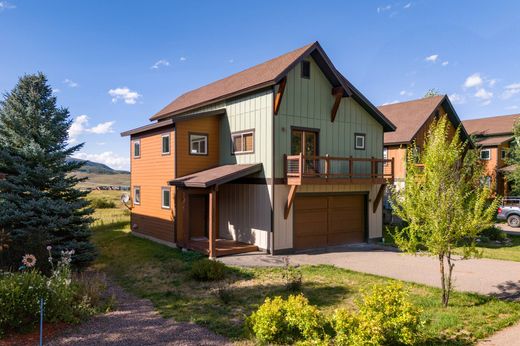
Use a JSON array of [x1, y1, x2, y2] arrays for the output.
[[294, 194, 365, 249]]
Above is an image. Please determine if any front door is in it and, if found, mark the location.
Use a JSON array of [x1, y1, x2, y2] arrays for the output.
[[291, 129, 319, 174], [189, 195, 208, 238]]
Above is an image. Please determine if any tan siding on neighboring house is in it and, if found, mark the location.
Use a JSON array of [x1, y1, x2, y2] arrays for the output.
[[130, 127, 175, 243], [385, 145, 407, 181]]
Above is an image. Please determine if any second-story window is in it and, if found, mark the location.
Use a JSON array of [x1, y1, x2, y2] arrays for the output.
[[383, 147, 388, 165], [502, 149, 507, 160], [232, 130, 254, 154], [354, 133, 365, 150], [480, 148, 491, 160], [162, 133, 170, 155], [133, 140, 141, 158], [301, 60, 311, 79], [190, 133, 207, 155]]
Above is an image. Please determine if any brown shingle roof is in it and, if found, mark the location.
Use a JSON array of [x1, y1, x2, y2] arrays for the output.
[[379, 96, 445, 145], [169, 164, 262, 188], [476, 135, 513, 147], [147, 41, 395, 132], [151, 43, 316, 120], [462, 113, 519, 136]]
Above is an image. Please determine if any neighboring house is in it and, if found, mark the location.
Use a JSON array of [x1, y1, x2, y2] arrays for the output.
[[462, 113, 519, 196], [378, 95, 470, 186], [121, 41, 396, 258]]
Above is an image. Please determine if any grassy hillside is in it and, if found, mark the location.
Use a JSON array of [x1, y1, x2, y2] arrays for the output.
[[74, 172, 130, 188]]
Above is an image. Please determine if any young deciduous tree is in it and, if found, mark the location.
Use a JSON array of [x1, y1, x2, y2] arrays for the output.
[[390, 115, 499, 307], [0, 73, 95, 270]]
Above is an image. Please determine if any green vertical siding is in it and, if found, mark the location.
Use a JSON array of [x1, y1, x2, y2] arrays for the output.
[[274, 57, 383, 178]]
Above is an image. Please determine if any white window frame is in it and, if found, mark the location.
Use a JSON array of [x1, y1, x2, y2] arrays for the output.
[[161, 187, 171, 209], [189, 133, 208, 155], [480, 148, 491, 160], [133, 140, 141, 158], [231, 130, 255, 154], [161, 133, 170, 155], [383, 147, 388, 165], [133, 186, 141, 205], [354, 133, 366, 150]]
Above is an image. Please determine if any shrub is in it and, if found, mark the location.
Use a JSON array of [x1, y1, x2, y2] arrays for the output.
[[332, 283, 423, 345], [90, 198, 116, 209], [480, 227, 508, 241], [247, 294, 328, 344], [282, 257, 302, 292], [190, 259, 226, 281]]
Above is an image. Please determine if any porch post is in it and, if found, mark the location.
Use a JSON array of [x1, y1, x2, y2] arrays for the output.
[[183, 189, 189, 248], [208, 188, 217, 259]]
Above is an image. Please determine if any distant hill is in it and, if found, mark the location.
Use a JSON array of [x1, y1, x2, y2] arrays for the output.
[[68, 158, 129, 175]]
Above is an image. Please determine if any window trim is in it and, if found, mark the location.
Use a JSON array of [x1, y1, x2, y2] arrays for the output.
[[231, 129, 255, 155], [133, 186, 141, 205], [354, 133, 366, 150], [161, 187, 171, 209], [133, 139, 141, 158], [188, 132, 208, 156], [161, 133, 170, 155], [301, 60, 311, 79], [480, 148, 491, 160]]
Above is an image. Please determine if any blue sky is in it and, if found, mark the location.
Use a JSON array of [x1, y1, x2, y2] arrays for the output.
[[1, 1, 519, 170]]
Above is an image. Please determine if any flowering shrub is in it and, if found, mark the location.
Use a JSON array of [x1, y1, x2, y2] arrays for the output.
[[246, 294, 328, 344], [0, 248, 109, 336]]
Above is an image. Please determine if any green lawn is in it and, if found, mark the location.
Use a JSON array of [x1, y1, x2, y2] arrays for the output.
[[91, 223, 520, 345]]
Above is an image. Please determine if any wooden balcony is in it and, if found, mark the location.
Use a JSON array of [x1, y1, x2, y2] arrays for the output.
[[284, 153, 394, 186]]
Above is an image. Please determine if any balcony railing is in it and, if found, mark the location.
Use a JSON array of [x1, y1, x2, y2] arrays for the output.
[[284, 153, 394, 185]]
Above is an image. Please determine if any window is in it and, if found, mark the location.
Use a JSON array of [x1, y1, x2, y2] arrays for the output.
[[413, 146, 421, 163], [161, 187, 171, 209], [301, 60, 310, 79], [161, 134, 170, 154], [133, 140, 141, 158], [480, 149, 491, 160], [189, 133, 207, 155], [354, 133, 365, 150], [481, 176, 492, 188], [231, 130, 254, 154], [383, 147, 388, 160], [133, 186, 141, 205], [502, 149, 507, 160]]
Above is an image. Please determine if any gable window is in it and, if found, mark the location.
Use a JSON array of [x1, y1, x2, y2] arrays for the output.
[[133, 186, 141, 205], [301, 60, 311, 79], [161, 133, 170, 155], [133, 140, 141, 158], [232, 130, 254, 154], [501, 149, 507, 160], [189, 133, 207, 155], [480, 149, 491, 160], [161, 187, 171, 209], [354, 133, 366, 150]]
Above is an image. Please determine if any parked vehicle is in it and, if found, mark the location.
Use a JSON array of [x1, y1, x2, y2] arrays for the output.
[[497, 197, 520, 227]]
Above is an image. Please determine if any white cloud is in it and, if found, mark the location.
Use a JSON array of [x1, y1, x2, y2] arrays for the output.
[[63, 78, 79, 88], [464, 73, 483, 88], [228, 59, 234, 64], [449, 93, 466, 104], [68, 115, 115, 143], [52, 88, 61, 94], [475, 88, 493, 105], [425, 54, 439, 63], [399, 90, 413, 96], [382, 100, 400, 106], [377, 5, 391, 13], [179, 56, 187, 62], [506, 105, 519, 110], [403, 2, 412, 9], [441, 61, 449, 66], [488, 79, 497, 87], [0, 1, 15, 10], [108, 87, 141, 105], [73, 152, 129, 170], [151, 59, 170, 69], [502, 83, 520, 99]]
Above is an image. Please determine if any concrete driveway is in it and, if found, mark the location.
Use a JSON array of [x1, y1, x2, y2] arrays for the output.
[[220, 245, 520, 299]]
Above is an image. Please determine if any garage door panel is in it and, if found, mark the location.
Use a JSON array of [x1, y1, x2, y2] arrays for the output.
[[294, 194, 366, 250]]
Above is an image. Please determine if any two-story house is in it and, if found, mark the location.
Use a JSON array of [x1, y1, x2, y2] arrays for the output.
[[462, 113, 519, 196], [121, 42, 396, 258], [378, 95, 470, 187]]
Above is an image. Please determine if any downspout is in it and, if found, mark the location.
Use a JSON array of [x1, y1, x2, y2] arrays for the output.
[[271, 86, 276, 255]]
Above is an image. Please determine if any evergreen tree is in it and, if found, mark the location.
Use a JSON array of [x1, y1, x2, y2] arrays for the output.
[[506, 119, 520, 195], [0, 73, 95, 269]]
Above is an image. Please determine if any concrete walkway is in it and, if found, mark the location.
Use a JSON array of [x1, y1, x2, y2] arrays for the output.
[[220, 245, 520, 298]]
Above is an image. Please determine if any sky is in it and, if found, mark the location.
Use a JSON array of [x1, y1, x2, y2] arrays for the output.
[[1, 1, 520, 170]]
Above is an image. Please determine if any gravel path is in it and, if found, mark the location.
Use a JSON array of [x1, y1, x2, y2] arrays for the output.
[[46, 281, 229, 346]]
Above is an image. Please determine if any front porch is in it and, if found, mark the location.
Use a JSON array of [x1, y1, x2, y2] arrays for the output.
[[170, 163, 263, 258]]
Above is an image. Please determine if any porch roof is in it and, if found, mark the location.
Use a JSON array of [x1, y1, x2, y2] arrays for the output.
[[169, 164, 262, 188]]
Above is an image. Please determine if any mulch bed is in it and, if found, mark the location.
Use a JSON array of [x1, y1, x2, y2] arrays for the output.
[[0, 323, 70, 346]]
